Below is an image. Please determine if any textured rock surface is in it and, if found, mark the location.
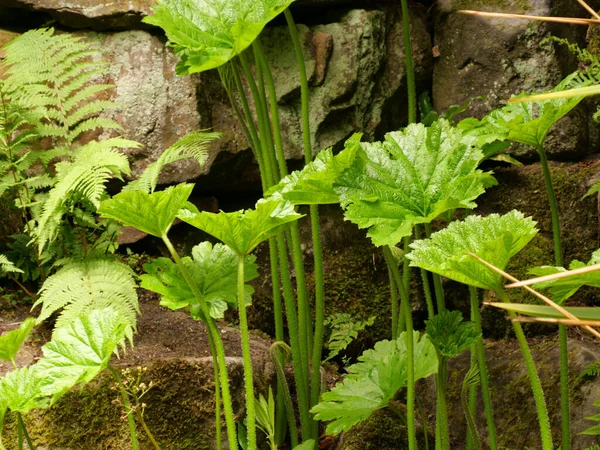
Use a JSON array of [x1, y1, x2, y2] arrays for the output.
[[433, 0, 590, 160], [0, 0, 155, 29]]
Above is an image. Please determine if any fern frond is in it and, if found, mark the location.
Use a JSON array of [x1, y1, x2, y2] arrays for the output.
[[33, 257, 139, 343], [124, 130, 221, 193], [34, 139, 138, 251], [579, 360, 600, 381], [2, 28, 119, 147], [0, 254, 24, 275]]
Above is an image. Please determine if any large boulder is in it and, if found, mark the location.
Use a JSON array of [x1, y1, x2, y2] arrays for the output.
[[433, 0, 591, 160]]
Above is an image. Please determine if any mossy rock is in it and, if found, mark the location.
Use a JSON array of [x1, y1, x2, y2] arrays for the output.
[[418, 337, 600, 449]]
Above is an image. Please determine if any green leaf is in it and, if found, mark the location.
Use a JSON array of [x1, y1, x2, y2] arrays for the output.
[[529, 249, 600, 305], [0, 365, 49, 414], [178, 195, 302, 256], [142, 0, 295, 74], [407, 211, 538, 291], [488, 303, 600, 322], [140, 242, 258, 319], [99, 183, 194, 238], [335, 120, 496, 247], [425, 310, 479, 359], [311, 331, 438, 435], [36, 308, 128, 403], [0, 254, 23, 275], [124, 131, 221, 194], [33, 257, 139, 345], [462, 71, 591, 148], [584, 180, 600, 199], [266, 134, 361, 205], [0, 318, 36, 365], [324, 313, 375, 362]]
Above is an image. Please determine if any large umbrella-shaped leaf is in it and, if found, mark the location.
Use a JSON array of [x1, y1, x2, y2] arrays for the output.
[[460, 71, 591, 148], [407, 211, 538, 292], [0, 318, 36, 366], [178, 195, 302, 256], [99, 183, 194, 238], [266, 134, 362, 205], [141, 242, 259, 319], [36, 308, 128, 403], [311, 331, 438, 435], [528, 249, 600, 305], [142, 0, 296, 74], [334, 120, 496, 247]]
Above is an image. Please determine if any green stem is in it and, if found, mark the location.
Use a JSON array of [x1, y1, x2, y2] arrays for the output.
[[207, 331, 223, 450], [384, 245, 416, 450], [18, 414, 34, 450], [387, 261, 399, 339], [414, 225, 435, 320], [416, 394, 430, 450], [286, 10, 326, 428], [435, 357, 449, 450], [271, 343, 299, 449], [136, 410, 162, 450], [461, 367, 481, 450], [400, 0, 417, 124], [275, 234, 311, 440], [538, 142, 570, 450], [108, 365, 139, 450], [424, 223, 445, 312], [497, 289, 553, 450], [18, 416, 23, 450], [162, 236, 239, 450], [469, 286, 497, 450], [238, 256, 257, 450]]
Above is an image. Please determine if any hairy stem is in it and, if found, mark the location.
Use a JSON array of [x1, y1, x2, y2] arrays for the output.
[[400, 0, 417, 124], [384, 245, 416, 450], [271, 343, 299, 448], [108, 365, 139, 450], [469, 286, 497, 450], [207, 331, 222, 450], [162, 236, 238, 450], [497, 289, 553, 450], [435, 357, 449, 450], [537, 142, 570, 450], [238, 256, 257, 450], [424, 223, 445, 312], [388, 262, 400, 339], [415, 225, 435, 320]]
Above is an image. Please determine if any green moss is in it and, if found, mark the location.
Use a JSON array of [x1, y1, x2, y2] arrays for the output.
[[3, 360, 226, 449]]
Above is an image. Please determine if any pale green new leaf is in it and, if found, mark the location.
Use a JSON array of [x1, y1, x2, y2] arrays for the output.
[[142, 0, 295, 74], [292, 441, 316, 450], [0, 318, 36, 365], [425, 310, 479, 358], [529, 249, 600, 305], [178, 195, 302, 256], [407, 211, 538, 292], [36, 308, 128, 403], [124, 131, 221, 194], [311, 331, 438, 435], [0, 365, 49, 414], [266, 134, 362, 205], [99, 183, 194, 238], [462, 71, 591, 148], [335, 120, 496, 247], [33, 258, 139, 344], [140, 242, 258, 319]]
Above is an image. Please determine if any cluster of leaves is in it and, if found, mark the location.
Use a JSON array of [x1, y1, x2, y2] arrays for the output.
[[0, 308, 128, 442], [311, 331, 438, 435]]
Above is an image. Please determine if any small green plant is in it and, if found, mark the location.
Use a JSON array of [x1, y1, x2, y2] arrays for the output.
[[323, 313, 375, 362], [112, 366, 161, 450]]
